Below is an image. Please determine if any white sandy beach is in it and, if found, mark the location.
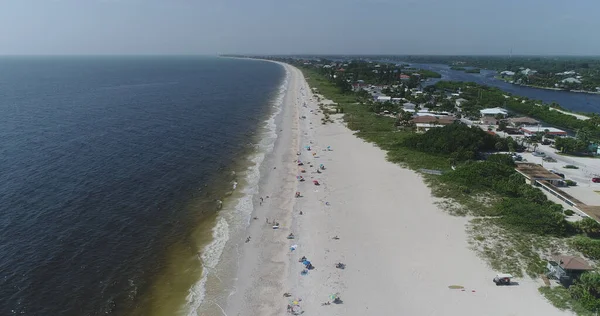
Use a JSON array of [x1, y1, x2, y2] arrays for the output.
[[215, 62, 571, 316]]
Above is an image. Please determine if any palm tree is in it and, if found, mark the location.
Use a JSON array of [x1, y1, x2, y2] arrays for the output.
[[576, 218, 600, 236]]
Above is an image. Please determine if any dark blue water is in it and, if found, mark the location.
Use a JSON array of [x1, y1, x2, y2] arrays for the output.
[[407, 62, 600, 114], [0, 56, 284, 315]]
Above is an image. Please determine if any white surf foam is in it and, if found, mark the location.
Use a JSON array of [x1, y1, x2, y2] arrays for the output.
[[185, 65, 290, 314], [185, 216, 229, 315]]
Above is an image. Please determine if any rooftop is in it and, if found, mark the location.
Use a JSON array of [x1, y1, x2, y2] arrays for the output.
[[521, 126, 566, 134], [411, 115, 456, 125], [577, 205, 600, 222], [551, 255, 593, 271], [480, 107, 508, 115], [515, 163, 563, 181], [508, 117, 540, 125]]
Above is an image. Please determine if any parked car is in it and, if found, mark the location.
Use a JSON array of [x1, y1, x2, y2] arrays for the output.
[[511, 154, 523, 161], [593, 177, 600, 183], [493, 273, 513, 286], [532, 151, 546, 157], [549, 170, 565, 178], [543, 156, 557, 162]]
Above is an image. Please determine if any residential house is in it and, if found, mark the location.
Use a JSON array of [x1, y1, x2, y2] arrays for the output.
[[480, 107, 508, 117], [403, 102, 417, 110], [547, 255, 593, 286], [521, 68, 538, 76], [411, 115, 457, 132], [521, 126, 567, 136], [376, 96, 391, 102], [562, 77, 581, 84], [508, 117, 540, 127], [481, 117, 498, 125], [399, 74, 411, 81], [556, 71, 577, 76], [352, 83, 367, 91]]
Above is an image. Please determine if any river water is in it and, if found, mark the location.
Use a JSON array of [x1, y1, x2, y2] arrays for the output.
[[406, 62, 600, 114]]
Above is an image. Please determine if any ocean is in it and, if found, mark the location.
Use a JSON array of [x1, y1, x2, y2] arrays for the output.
[[0, 56, 285, 315]]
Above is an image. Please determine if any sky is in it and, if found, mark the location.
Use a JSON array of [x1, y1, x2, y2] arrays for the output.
[[0, 0, 598, 55]]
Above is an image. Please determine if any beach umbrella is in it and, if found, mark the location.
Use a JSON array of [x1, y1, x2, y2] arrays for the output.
[[302, 260, 311, 266], [329, 294, 338, 300]]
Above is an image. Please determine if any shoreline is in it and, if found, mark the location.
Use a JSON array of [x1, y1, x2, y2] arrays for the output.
[[125, 58, 287, 316], [188, 60, 295, 315], [493, 75, 600, 95], [218, 61, 301, 315]]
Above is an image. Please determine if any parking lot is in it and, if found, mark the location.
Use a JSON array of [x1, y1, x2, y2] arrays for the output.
[[478, 124, 600, 219]]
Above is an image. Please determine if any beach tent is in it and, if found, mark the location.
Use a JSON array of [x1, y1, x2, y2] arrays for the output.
[[288, 302, 302, 315]]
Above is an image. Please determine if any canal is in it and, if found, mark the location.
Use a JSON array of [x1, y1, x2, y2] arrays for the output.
[[405, 62, 600, 114]]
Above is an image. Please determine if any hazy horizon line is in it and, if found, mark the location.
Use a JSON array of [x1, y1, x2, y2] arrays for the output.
[[1, 53, 599, 58]]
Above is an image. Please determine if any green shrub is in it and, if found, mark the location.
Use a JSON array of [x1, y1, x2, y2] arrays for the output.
[[569, 272, 600, 312], [495, 198, 570, 236], [574, 218, 600, 236], [441, 161, 515, 190], [565, 179, 578, 186], [487, 153, 516, 167], [403, 123, 503, 160], [564, 210, 575, 216], [570, 236, 600, 260]]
